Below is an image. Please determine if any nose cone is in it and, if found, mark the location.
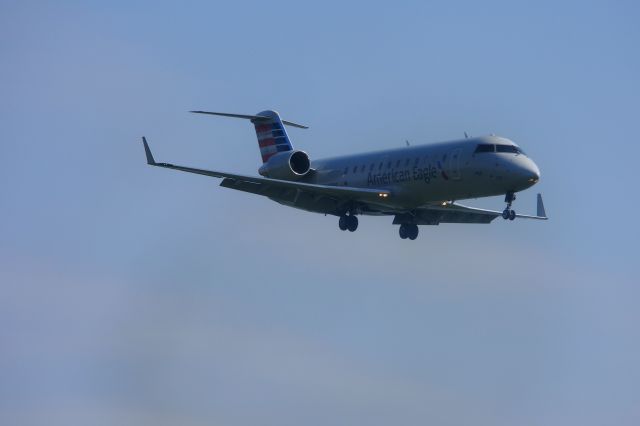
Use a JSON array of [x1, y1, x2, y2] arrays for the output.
[[516, 158, 540, 188], [528, 160, 540, 182]]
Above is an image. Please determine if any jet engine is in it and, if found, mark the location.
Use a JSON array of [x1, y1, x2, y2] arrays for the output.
[[258, 150, 311, 180]]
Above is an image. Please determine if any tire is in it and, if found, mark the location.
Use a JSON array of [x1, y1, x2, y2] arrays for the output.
[[338, 215, 348, 231], [408, 224, 419, 240], [347, 215, 358, 232], [502, 209, 510, 220], [399, 225, 408, 239], [509, 210, 516, 221]]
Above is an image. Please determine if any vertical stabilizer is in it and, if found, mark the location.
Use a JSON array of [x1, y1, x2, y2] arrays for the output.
[[251, 110, 293, 163]]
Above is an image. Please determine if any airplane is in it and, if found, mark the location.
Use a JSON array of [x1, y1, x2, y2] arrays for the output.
[[141, 109, 547, 240]]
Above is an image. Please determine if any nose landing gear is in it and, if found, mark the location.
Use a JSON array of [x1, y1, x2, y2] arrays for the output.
[[338, 214, 358, 232], [502, 191, 517, 221]]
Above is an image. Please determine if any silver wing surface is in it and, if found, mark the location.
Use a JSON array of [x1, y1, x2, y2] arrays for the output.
[[142, 137, 390, 213], [393, 195, 548, 225]]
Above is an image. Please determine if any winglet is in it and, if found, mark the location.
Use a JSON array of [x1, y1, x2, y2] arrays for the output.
[[537, 193, 547, 218], [142, 137, 156, 165]]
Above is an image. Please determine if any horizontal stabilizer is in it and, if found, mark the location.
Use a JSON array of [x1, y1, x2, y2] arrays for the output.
[[190, 110, 309, 129]]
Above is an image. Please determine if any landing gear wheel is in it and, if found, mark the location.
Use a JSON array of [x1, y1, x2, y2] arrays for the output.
[[347, 215, 358, 232], [338, 215, 348, 231], [502, 209, 510, 220], [408, 224, 419, 240], [509, 209, 516, 221], [399, 225, 408, 239], [399, 224, 418, 240]]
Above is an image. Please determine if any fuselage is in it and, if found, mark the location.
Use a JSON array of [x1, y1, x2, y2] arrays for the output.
[[307, 135, 540, 212]]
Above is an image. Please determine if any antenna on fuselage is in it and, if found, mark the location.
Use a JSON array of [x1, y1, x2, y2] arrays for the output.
[[405, 139, 410, 146], [464, 132, 469, 139]]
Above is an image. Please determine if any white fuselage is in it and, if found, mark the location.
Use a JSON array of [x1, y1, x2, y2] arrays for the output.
[[299, 135, 540, 214]]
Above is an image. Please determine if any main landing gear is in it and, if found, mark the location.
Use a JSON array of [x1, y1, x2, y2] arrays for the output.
[[338, 214, 358, 232], [502, 191, 517, 221], [399, 223, 419, 240]]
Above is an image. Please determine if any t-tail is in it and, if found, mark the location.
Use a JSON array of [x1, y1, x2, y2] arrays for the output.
[[190, 109, 308, 163], [252, 110, 294, 162]]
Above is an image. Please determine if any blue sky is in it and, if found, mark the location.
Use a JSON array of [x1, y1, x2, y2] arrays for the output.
[[1, 1, 639, 425]]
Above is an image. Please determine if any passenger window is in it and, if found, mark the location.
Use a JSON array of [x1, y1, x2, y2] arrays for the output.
[[474, 144, 495, 153], [344, 166, 348, 174], [378, 162, 383, 170], [353, 166, 358, 173]]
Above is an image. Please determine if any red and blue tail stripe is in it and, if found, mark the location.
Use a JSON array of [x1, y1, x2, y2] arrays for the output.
[[253, 113, 293, 162]]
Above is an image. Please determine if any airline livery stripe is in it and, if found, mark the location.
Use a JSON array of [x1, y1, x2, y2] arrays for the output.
[[260, 144, 291, 152], [258, 133, 289, 141], [254, 121, 289, 162], [259, 138, 289, 146], [255, 123, 282, 132], [259, 139, 275, 148], [256, 131, 273, 139], [255, 124, 272, 133], [260, 145, 278, 155], [257, 130, 287, 137]]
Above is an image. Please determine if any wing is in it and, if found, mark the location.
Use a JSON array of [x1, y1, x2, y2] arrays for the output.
[[393, 196, 548, 225], [141, 137, 390, 207]]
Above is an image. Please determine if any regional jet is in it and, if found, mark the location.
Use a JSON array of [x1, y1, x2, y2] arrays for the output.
[[141, 110, 547, 240]]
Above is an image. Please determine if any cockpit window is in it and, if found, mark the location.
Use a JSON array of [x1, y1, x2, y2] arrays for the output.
[[474, 144, 495, 153], [496, 145, 525, 155]]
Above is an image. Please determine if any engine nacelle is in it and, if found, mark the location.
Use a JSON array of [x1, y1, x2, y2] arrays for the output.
[[258, 150, 311, 180]]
